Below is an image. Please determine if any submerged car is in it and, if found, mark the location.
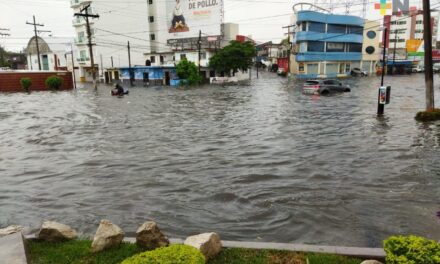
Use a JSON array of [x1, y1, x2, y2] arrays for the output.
[[411, 65, 424, 73], [277, 67, 287, 76], [350, 68, 367, 77], [303, 79, 351, 95]]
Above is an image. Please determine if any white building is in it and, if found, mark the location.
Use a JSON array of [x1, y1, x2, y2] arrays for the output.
[[70, 0, 150, 82], [26, 36, 69, 71]]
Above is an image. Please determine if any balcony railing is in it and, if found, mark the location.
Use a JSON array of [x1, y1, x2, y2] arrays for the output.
[[77, 57, 90, 63], [74, 37, 95, 45], [70, 0, 91, 8]]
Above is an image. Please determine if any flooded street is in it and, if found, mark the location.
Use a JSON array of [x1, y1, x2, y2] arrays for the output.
[[1, 72, 439, 247]]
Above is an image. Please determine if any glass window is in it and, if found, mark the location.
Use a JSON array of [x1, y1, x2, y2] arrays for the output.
[[326, 42, 345, 52], [347, 26, 363, 35], [348, 43, 362, 52], [308, 22, 326, 33], [365, 46, 375, 54], [345, 62, 351, 73], [148, 0, 153, 4], [307, 63, 319, 74], [367, 31, 377, 39], [150, 56, 156, 63], [307, 41, 325, 52], [299, 42, 307, 52], [326, 63, 339, 74], [150, 34, 155, 41], [149, 16, 154, 23], [327, 24, 346, 34], [299, 63, 305, 72], [180, 54, 186, 60], [301, 22, 307, 31]]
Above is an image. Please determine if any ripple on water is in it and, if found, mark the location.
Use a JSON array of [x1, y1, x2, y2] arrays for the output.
[[0, 74, 440, 247]]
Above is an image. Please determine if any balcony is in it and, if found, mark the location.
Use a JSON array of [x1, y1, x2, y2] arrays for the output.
[[77, 57, 90, 64], [295, 52, 362, 62], [70, 0, 91, 8], [72, 18, 86, 27], [74, 37, 95, 46]]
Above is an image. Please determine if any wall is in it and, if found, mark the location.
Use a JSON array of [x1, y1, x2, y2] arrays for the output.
[[0, 71, 74, 92]]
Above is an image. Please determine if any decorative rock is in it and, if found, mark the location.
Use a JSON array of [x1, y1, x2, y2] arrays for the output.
[[37, 221, 77, 242], [91, 220, 124, 253], [136, 221, 169, 249], [361, 261, 384, 264], [184, 233, 222, 260], [0, 225, 24, 238]]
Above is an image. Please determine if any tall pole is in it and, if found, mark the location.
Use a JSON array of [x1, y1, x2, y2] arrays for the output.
[[378, 27, 388, 116], [423, 0, 435, 111], [26, 15, 44, 70], [111, 56, 114, 68], [198, 30, 202, 77], [392, 29, 398, 75], [71, 43, 77, 90], [128, 41, 133, 87], [75, 4, 99, 90], [100, 53, 103, 79]]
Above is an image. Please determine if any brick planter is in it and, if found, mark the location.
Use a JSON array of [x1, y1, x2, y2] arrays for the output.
[[0, 71, 74, 92]]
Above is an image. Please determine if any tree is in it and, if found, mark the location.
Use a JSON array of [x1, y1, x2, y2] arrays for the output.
[[209, 41, 256, 76], [176, 58, 202, 85]]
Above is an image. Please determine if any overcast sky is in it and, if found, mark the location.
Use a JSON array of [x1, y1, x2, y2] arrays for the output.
[[0, 0, 428, 52]]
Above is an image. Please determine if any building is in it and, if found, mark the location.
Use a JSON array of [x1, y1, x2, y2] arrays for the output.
[[360, 20, 381, 75], [70, 0, 151, 82], [71, 0, 230, 84], [291, 10, 364, 78], [26, 37, 69, 71]]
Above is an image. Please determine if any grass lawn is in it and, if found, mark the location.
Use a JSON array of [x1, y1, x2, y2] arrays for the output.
[[28, 240, 363, 264]]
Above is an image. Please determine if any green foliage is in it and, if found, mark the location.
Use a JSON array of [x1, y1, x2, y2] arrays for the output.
[[415, 109, 440, 122], [384, 235, 440, 264], [176, 59, 202, 85], [20, 77, 32, 92], [45, 75, 64, 90], [306, 253, 362, 264], [121, 244, 205, 264], [28, 240, 143, 264], [209, 41, 256, 75], [208, 248, 304, 264]]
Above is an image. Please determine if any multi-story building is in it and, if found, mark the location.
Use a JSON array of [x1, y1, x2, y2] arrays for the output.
[[383, 9, 439, 51], [360, 20, 381, 75], [70, 0, 150, 82], [290, 10, 364, 78]]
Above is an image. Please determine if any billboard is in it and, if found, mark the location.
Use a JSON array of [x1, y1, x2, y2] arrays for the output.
[[167, 0, 223, 39]]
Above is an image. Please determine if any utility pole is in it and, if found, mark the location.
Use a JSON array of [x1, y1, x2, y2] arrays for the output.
[[74, 4, 99, 89], [378, 27, 388, 116], [423, 0, 434, 111], [111, 56, 114, 68], [127, 41, 133, 87], [283, 25, 295, 78], [100, 53, 103, 79], [70, 43, 77, 90], [198, 30, 202, 77], [26, 16, 44, 70], [392, 29, 398, 75], [0, 29, 10, 68]]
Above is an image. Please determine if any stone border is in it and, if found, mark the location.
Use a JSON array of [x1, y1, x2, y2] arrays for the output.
[[122, 238, 385, 259]]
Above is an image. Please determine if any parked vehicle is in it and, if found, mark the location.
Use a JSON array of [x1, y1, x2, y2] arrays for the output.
[[411, 65, 424, 73], [277, 67, 287, 76], [303, 79, 351, 95], [433, 63, 440, 73], [350, 68, 367, 77]]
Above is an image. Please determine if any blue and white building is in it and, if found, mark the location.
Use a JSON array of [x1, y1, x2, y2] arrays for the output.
[[291, 10, 365, 78]]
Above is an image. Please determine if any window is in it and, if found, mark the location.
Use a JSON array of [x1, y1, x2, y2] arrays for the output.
[[416, 20, 423, 24], [307, 41, 325, 52], [323, 79, 340, 85], [308, 22, 326, 33], [325, 63, 339, 74], [307, 63, 319, 74], [160, 55, 164, 63], [367, 30, 377, 39], [150, 56, 156, 63], [345, 63, 351, 73], [299, 42, 307, 52], [347, 26, 363, 35], [327, 24, 346, 34], [298, 63, 305, 72], [180, 54, 186, 60], [148, 0, 153, 4], [326, 42, 345, 52], [201, 52, 207, 59], [80, 50, 87, 59], [365, 46, 375, 54], [348, 43, 362, 52], [150, 34, 155, 40], [301, 22, 307, 31], [149, 16, 154, 23]]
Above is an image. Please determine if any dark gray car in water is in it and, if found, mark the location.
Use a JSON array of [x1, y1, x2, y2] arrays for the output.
[[303, 79, 351, 95]]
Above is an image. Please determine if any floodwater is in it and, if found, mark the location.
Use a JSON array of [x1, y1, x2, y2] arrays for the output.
[[1, 72, 439, 247]]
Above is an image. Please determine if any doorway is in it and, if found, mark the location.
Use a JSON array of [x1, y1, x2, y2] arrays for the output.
[[164, 72, 170, 86], [42, 55, 49, 70]]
